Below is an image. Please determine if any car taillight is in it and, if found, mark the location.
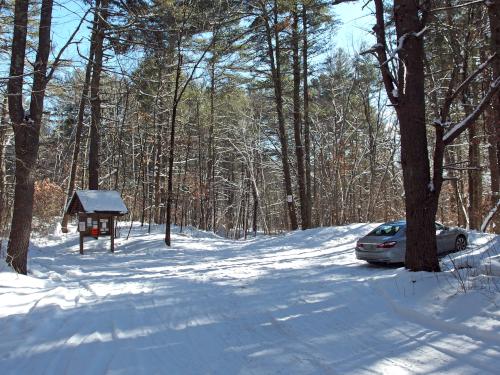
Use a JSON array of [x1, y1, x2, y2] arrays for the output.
[[356, 242, 364, 248], [376, 241, 397, 248]]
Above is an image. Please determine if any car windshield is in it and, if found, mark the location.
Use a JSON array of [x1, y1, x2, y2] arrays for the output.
[[367, 224, 401, 237]]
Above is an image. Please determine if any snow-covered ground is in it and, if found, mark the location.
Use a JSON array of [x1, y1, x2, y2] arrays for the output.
[[0, 223, 499, 374]]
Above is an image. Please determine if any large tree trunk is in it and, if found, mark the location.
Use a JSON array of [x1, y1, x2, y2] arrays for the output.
[[291, 4, 308, 229], [7, 0, 53, 274], [393, 0, 440, 272], [88, 0, 109, 190]]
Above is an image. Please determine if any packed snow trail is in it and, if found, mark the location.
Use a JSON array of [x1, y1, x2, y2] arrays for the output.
[[0, 224, 499, 374]]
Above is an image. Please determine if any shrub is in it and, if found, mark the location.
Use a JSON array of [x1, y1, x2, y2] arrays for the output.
[[33, 179, 66, 233]]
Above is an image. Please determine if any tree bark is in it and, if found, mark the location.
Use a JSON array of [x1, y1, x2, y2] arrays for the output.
[[164, 46, 183, 246], [7, 0, 53, 274], [291, 4, 308, 229], [0, 97, 8, 237], [371, 0, 439, 271], [393, 0, 440, 272], [207, 60, 216, 231], [88, 0, 109, 190]]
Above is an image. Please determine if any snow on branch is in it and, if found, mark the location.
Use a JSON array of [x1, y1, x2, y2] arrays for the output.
[[382, 27, 428, 67], [481, 198, 500, 232], [443, 76, 500, 145], [360, 43, 383, 56]]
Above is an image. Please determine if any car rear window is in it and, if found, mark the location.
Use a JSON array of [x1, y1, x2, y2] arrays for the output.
[[367, 224, 401, 236]]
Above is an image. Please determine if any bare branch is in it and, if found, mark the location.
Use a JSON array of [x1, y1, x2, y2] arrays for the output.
[[430, 0, 485, 13], [46, 8, 91, 82], [443, 76, 500, 144], [370, 0, 399, 105], [332, 0, 359, 4], [447, 53, 497, 107]]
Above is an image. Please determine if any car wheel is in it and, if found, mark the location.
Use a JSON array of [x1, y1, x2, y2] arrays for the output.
[[455, 235, 467, 252]]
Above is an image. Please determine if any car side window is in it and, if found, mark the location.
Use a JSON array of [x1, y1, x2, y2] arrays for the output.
[[435, 223, 444, 230]]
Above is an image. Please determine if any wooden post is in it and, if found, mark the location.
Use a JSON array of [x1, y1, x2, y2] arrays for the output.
[[79, 232, 84, 255], [110, 215, 114, 253]]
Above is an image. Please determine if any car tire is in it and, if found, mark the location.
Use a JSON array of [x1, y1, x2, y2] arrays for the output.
[[455, 235, 467, 252]]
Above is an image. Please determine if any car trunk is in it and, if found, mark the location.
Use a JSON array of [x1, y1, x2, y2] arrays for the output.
[[357, 236, 395, 250]]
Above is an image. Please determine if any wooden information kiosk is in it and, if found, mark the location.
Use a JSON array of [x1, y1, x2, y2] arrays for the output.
[[64, 190, 128, 254]]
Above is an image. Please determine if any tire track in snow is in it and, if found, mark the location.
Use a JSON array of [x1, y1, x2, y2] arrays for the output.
[[372, 283, 500, 373], [374, 284, 500, 346]]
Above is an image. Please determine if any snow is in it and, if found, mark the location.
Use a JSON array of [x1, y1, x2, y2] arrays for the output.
[[71, 190, 128, 214], [1, 223, 499, 374]]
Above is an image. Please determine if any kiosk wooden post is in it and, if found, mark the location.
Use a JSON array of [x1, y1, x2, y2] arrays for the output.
[[79, 233, 84, 255], [110, 216, 115, 253]]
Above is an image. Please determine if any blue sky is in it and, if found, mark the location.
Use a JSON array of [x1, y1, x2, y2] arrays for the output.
[[333, 2, 375, 51], [49, 0, 375, 77]]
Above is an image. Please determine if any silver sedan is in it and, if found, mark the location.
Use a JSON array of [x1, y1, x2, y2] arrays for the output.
[[355, 221, 468, 264]]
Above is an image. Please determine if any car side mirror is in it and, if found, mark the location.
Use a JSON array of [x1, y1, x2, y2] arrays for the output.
[[443, 226, 449, 231]]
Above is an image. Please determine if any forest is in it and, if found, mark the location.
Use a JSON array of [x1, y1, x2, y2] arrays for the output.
[[0, 0, 499, 275]]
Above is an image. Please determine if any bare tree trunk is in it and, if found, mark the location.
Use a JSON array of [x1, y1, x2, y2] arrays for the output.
[[7, 0, 53, 274], [302, 3, 313, 228], [486, 0, 500, 231], [485, 109, 499, 232], [291, 4, 308, 229], [251, 178, 258, 236], [262, 0, 298, 230], [207, 61, 216, 231], [152, 55, 166, 224], [459, 22, 482, 230], [396, 0, 439, 271], [88, 0, 109, 190], [0, 97, 8, 239], [487, 0, 500, 172], [164, 47, 183, 246]]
